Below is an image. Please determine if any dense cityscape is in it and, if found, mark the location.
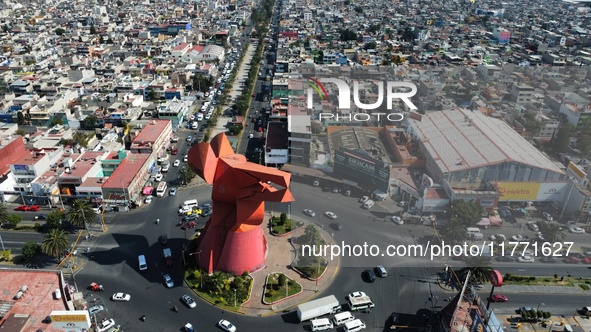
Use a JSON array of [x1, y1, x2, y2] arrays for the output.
[[2, 0, 591, 331]]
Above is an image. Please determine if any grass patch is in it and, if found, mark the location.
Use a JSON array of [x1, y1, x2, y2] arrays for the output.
[[502, 273, 587, 286], [184, 269, 252, 312], [263, 273, 302, 303], [270, 214, 303, 235], [579, 283, 590, 290]]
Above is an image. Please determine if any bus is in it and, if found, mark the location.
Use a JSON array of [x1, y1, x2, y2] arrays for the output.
[[156, 181, 167, 197]]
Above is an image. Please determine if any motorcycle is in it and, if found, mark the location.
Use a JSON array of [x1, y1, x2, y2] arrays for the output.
[[172, 306, 179, 313], [141, 315, 146, 322], [177, 220, 183, 226]]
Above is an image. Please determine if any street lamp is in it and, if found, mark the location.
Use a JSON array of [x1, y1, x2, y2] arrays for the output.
[[537, 303, 545, 311], [233, 288, 237, 307]]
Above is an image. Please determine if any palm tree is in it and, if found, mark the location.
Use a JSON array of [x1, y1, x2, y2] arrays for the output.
[[180, 165, 196, 185], [459, 256, 493, 285], [42, 228, 70, 258], [539, 221, 565, 242], [439, 223, 468, 245], [66, 199, 95, 229], [0, 203, 9, 225]]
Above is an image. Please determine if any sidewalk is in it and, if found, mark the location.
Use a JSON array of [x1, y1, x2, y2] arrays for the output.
[[240, 214, 339, 316]]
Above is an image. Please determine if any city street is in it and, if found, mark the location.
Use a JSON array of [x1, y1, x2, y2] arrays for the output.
[[67, 179, 591, 331]]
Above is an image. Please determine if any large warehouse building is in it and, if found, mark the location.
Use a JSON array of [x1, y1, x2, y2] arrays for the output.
[[407, 108, 571, 210]]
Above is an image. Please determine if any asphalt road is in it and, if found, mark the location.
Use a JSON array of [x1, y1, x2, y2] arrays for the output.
[[66, 177, 591, 332]]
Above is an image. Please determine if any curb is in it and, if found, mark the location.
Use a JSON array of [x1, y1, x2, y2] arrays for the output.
[[261, 272, 303, 305], [270, 224, 303, 237]]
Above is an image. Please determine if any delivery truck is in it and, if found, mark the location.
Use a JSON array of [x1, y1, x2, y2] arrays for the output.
[[297, 295, 341, 322]]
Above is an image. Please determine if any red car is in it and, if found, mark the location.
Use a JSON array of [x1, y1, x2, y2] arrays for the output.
[[181, 221, 197, 230], [563, 257, 580, 264], [14, 205, 39, 211], [489, 294, 508, 302], [581, 257, 591, 264]]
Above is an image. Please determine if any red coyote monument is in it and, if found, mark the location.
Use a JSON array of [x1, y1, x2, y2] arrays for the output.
[[187, 132, 294, 275]]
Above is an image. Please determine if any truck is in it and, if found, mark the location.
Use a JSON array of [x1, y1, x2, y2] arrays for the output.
[[296, 295, 341, 322], [163, 248, 172, 267]]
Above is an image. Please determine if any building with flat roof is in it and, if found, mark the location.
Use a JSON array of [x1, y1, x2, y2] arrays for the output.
[[130, 119, 172, 160], [264, 122, 289, 165], [287, 103, 312, 166], [102, 153, 151, 205], [407, 109, 568, 208]]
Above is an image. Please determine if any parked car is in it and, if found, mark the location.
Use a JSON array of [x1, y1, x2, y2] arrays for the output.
[[218, 319, 237, 332], [97, 319, 116, 332], [174, 160, 181, 167], [539, 256, 557, 263], [526, 222, 539, 231], [182, 221, 197, 230], [391, 216, 403, 225], [324, 211, 337, 220], [511, 235, 523, 241], [542, 212, 553, 221], [489, 234, 506, 241], [303, 209, 316, 217], [186, 135, 193, 142], [169, 187, 177, 196], [569, 226, 585, 234], [517, 256, 534, 263], [182, 294, 197, 308], [563, 256, 580, 264], [489, 294, 508, 302], [35, 214, 47, 220], [88, 305, 105, 315], [398, 201, 408, 207], [358, 196, 369, 203], [144, 196, 153, 204], [348, 291, 367, 299], [155, 173, 163, 182], [495, 256, 514, 262], [15, 205, 39, 211], [111, 293, 131, 301]]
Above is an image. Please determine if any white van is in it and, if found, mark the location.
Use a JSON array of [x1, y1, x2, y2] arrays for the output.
[[344, 319, 366, 332], [466, 227, 484, 240], [333, 311, 355, 326], [182, 199, 199, 209], [362, 200, 375, 209], [138, 255, 147, 271], [311, 318, 333, 331]]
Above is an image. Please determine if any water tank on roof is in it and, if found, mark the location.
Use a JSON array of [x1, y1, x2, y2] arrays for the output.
[[20, 285, 28, 292]]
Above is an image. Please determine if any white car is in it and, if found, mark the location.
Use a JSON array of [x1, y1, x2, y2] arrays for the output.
[[489, 234, 506, 241], [398, 201, 408, 207], [527, 222, 539, 231], [88, 305, 105, 315], [182, 294, 196, 308], [163, 274, 174, 288], [542, 212, 553, 221], [324, 211, 337, 220], [511, 234, 523, 241], [569, 226, 585, 234], [391, 216, 403, 225], [178, 206, 192, 215], [358, 196, 369, 203], [173, 160, 181, 167], [536, 232, 545, 240], [144, 196, 153, 204], [517, 256, 534, 263], [303, 209, 316, 217], [218, 319, 237, 332], [348, 291, 367, 299], [111, 293, 131, 301], [155, 173, 163, 182], [184, 155, 188, 162], [97, 319, 116, 332]]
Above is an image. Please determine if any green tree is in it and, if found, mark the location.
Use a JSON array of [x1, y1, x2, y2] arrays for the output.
[[21, 241, 41, 261], [84, 115, 98, 129], [551, 122, 573, 153], [180, 165, 196, 185], [15, 129, 25, 136], [116, 0, 123, 5], [90, 24, 97, 35], [0, 204, 9, 225], [66, 199, 95, 229], [1, 249, 10, 261], [445, 201, 483, 227], [459, 257, 493, 285], [42, 228, 71, 258], [51, 117, 64, 126], [234, 99, 249, 115], [54, 28, 65, 35], [46, 210, 65, 230], [339, 29, 357, 41], [363, 41, 377, 50], [228, 124, 242, 135], [439, 223, 468, 245], [538, 221, 565, 242], [147, 90, 158, 101], [279, 212, 287, 225], [17, 111, 26, 125], [522, 112, 541, 138], [278, 273, 286, 287], [6, 214, 22, 228]]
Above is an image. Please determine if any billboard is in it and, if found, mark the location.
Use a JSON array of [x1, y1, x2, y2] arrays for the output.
[[50, 310, 91, 329], [265, 148, 288, 164], [495, 182, 540, 201], [333, 147, 390, 193], [495, 182, 569, 201], [567, 161, 587, 183]]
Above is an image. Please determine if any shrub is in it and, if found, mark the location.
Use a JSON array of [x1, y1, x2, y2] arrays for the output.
[[280, 213, 287, 224], [554, 273, 558, 279], [504, 273, 512, 280], [278, 273, 286, 287], [530, 276, 536, 281], [34, 222, 40, 229], [543, 312, 551, 319], [521, 311, 529, 320], [537, 311, 543, 319]]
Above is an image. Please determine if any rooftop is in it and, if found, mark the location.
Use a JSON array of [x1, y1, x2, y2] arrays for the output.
[[327, 127, 394, 163], [266, 122, 290, 150], [103, 153, 150, 189], [409, 108, 565, 175], [131, 120, 171, 145]]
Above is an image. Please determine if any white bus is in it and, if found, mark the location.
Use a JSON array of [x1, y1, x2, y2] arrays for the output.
[[156, 181, 167, 197]]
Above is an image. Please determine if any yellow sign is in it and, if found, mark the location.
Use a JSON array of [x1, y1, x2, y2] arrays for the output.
[[51, 314, 87, 322], [567, 161, 586, 182], [495, 182, 540, 201]]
